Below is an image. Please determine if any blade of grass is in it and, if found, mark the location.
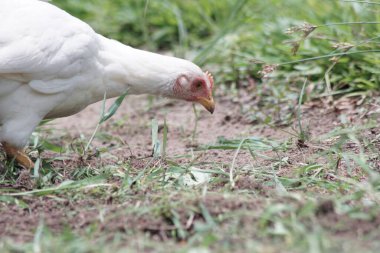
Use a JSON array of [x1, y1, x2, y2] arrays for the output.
[[85, 90, 129, 153], [151, 118, 160, 157], [194, 0, 248, 65], [192, 104, 199, 144], [162, 118, 168, 158], [99, 90, 129, 124], [229, 138, 249, 189], [3, 176, 110, 196], [297, 79, 308, 142], [342, 1, 380, 6]]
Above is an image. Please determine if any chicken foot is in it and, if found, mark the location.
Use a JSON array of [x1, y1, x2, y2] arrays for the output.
[[1, 142, 34, 169]]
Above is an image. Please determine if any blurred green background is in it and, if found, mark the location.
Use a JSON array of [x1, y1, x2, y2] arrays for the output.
[[52, 0, 380, 93]]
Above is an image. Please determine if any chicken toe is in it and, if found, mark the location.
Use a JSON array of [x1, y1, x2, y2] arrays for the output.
[[2, 142, 34, 170]]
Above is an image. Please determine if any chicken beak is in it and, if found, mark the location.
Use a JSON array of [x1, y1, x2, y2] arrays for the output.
[[197, 96, 215, 114]]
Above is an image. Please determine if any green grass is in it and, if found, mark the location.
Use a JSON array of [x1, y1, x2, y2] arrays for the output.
[[1, 0, 380, 252], [52, 0, 380, 92]]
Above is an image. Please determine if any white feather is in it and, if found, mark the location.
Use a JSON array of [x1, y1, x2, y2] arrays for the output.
[[0, 0, 203, 147]]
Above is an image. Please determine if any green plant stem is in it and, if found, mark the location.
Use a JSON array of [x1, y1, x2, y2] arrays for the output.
[[84, 93, 107, 154], [194, 0, 248, 65], [162, 118, 168, 158], [191, 104, 199, 144], [297, 79, 308, 141], [229, 138, 248, 189], [319, 22, 380, 27], [278, 50, 380, 66], [342, 0, 380, 5], [85, 123, 101, 154]]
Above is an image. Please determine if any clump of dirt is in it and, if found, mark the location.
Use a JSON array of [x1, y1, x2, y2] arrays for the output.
[[315, 199, 335, 216], [234, 176, 273, 196], [318, 211, 380, 238]]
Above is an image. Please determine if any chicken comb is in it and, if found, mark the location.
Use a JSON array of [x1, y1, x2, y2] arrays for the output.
[[205, 71, 214, 89]]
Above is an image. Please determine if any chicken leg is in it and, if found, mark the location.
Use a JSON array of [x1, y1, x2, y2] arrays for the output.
[[2, 142, 34, 169]]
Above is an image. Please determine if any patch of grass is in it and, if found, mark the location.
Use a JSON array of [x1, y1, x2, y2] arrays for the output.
[[52, 0, 380, 91]]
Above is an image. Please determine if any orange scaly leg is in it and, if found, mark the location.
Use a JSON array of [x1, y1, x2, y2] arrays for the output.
[[2, 142, 34, 170]]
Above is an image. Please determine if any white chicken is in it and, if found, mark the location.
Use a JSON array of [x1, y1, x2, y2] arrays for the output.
[[0, 0, 215, 169]]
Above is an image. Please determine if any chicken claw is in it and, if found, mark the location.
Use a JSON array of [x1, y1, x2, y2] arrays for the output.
[[2, 142, 34, 170]]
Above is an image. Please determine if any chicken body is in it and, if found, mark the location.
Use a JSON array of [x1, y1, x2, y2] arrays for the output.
[[0, 0, 214, 169]]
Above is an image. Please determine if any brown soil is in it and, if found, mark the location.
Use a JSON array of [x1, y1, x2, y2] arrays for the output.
[[40, 93, 357, 174]]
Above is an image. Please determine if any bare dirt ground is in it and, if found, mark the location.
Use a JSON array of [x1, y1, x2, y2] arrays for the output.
[[1, 91, 380, 251], [46, 91, 378, 175]]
